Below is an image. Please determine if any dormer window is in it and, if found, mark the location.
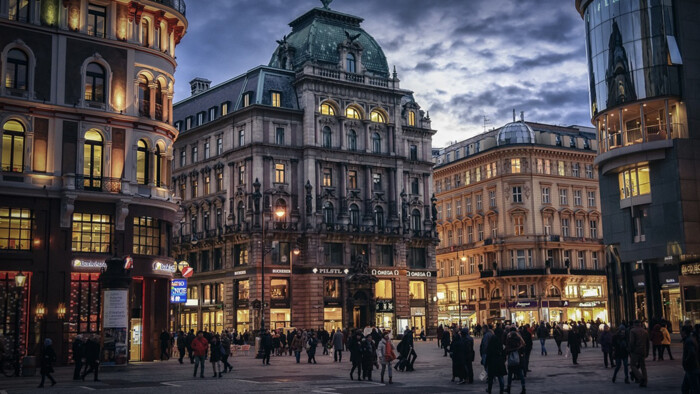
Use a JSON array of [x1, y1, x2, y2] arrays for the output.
[[271, 92, 281, 107], [320, 102, 335, 115], [346, 53, 356, 73], [243, 92, 251, 107], [346, 106, 361, 119], [408, 111, 416, 126], [370, 110, 386, 123]]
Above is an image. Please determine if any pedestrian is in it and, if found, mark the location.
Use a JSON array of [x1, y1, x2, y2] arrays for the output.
[[221, 333, 232, 372], [376, 331, 395, 384], [361, 335, 374, 381], [176, 330, 186, 364], [186, 329, 195, 363], [261, 330, 273, 365], [37, 338, 57, 388], [660, 322, 674, 360], [612, 324, 630, 384], [159, 329, 170, 360], [320, 328, 330, 356], [307, 332, 318, 364], [81, 335, 100, 382], [291, 331, 303, 363], [71, 335, 84, 381], [599, 324, 614, 368], [568, 324, 582, 365], [287, 330, 294, 356], [553, 323, 564, 355], [505, 327, 526, 394], [520, 324, 533, 375], [349, 331, 362, 380], [681, 325, 700, 394], [486, 328, 506, 394], [480, 324, 494, 371], [450, 329, 467, 384], [590, 322, 599, 348], [536, 321, 548, 356], [209, 335, 223, 378], [629, 320, 649, 387], [279, 330, 288, 356], [442, 328, 451, 357], [437, 324, 444, 348], [462, 328, 475, 383], [651, 323, 663, 361], [191, 331, 209, 378], [332, 328, 344, 362]]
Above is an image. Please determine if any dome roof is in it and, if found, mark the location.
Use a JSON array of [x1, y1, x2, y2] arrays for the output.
[[268, 7, 389, 77], [497, 121, 535, 146]]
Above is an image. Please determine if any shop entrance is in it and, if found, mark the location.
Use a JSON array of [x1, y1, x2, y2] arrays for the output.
[[129, 318, 142, 362], [352, 291, 369, 328]]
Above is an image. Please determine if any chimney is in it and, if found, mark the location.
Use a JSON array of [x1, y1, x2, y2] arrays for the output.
[[512, 109, 516, 122], [189, 77, 212, 96], [520, 111, 524, 122]]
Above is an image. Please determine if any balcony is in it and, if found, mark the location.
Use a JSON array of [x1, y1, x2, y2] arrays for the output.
[[151, 0, 186, 15], [271, 222, 299, 231], [310, 65, 396, 89], [319, 223, 402, 235], [74, 175, 122, 193]]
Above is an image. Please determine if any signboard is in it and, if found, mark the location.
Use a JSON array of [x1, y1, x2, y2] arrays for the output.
[[152, 261, 177, 273], [182, 266, 194, 278], [171, 279, 187, 303], [313, 268, 349, 275], [372, 269, 399, 276], [406, 271, 435, 277], [272, 269, 291, 274], [102, 289, 128, 367], [575, 301, 604, 308], [548, 300, 570, 307], [72, 259, 107, 270], [507, 301, 538, 309], [103, 290, 128, 328], [376, 300, 394, 312], [234, 270, 247, 276]]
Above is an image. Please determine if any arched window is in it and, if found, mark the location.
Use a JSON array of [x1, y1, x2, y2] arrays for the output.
[[374, 206, 384, 229], [372, 132, 381, 153], [411, 209, 421, 232], [370, 110, 386, 123], [138, 75, 150, 117], [136, 139, 149, 185], [83, 129, 103, 190], [323, 201, 334, 225], [346, 53, 356, 73], [491, 288, 501, 299], [155, 80, 164, 121], [237, 202, 245, 225], [1, 120, 25, 172], [345, 106, 361, 119], [5, 49, 28, 90], [549, 286, 561, 297], [203, 209, 210, 230], [141, 19, 149, 46], [154, 144, 163, 187], [349, 204, 360, 226], [320, 102, 335, 115], [347, 129, 357, 151], [408, 111, 416, 126], [85, 63, 105, 103], [322, 126, 332, 148]]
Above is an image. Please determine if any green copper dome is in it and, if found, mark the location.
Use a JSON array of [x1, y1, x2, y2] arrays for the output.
[[268, 7, 389, 78]]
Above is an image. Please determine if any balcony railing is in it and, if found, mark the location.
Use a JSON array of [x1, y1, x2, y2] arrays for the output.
[[151, 0, 186, 15], [320, 223, 402, 235], [74, 175, 122, 193], [311, 66, 394, 89], [604, 123, 685, 152]]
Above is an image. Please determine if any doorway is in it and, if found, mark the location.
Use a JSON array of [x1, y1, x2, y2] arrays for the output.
[[353, 291, 369, 328]]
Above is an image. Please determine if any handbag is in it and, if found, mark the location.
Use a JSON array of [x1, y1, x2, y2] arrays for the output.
[[385, 342, 397, 362], [507, 350, 520, 367]]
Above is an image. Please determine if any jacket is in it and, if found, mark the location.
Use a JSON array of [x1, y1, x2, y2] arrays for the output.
[[485, 334, 507, 377], [71, 339, 84, 362], [376, 338, 394, 364], [599, 330, 613, 353], [553, 326, 564, 342], [568, 330, 581, 353], [612, 330, 629, 359], [650, 325, 663, 345], [348, 336, 362, 363], [191, 336, 209, 357], [84, 339, 100, 362], [40, 345, 57, 374], [536, 325, 549, 339], [262, 333, 273, 350], [683, 335, 700, 372], [332, 331, 344, 349], [209, 340, 222, 362], [628, 326, 649, 357], [291, 335, 304, 352]]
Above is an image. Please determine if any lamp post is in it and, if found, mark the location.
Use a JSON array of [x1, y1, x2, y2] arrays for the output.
[[13, 270, 27, 377]]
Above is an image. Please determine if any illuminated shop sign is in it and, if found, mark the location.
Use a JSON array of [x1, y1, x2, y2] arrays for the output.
[[72, 259, 107, 269], [406, 271, 433, 277], [234, 270, 247, 276], [313, 268, 349, 275], [508, 301, 538, 308], [272, 269, 291, 274], [682, 263, 700, 276], [171, 279, 187, 303], [152, 261, 177, 273], [575, 301, 603, 308], [372, 269, 399, 276]]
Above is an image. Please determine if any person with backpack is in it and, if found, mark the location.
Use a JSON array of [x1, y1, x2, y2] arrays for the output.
[[376, 331, 395, 384], [504, 327, 526, 393], [612, 324, 630, 383]]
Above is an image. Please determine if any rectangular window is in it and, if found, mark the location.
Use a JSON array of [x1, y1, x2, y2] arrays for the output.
[[467, 225, 473, 243], [271, 241, 290, 265], [592, 252, 599, 270], [490, 219, 497, 238], [179, 183, 186, 199], [133, 217, 161, 256], [449, 261, 455, 277], [476, 194, 482, 210], [238, 165, 246, 185], [558, 161, 565, 176], [544, 216, 552, 235], [191, 146, 198, 163], [513, 216, 524, 236], [270, 279, 289, 300], [0, 207, 33, 250], [633, 206, 647, 243], [375, 279, 393, 299], [577, 251, 585, 269], [204, 141, 210, 159], [322, 168, 333, 187], [465, 171, 471, 185], [466, 197, 472, 213], [237, 280, 249, 300], [537, 159, 544, 174], [410, 145, 418, 161], [197, 112, 204, 126], [456, 200, 462, 216], [409, 281, 425, 300], [275, 163, 285, 183], [618, 165, 651, 199], [191, 179, 198, 198], [512, 186, 522, 203], [407, 247, 426, 268], [348, 170, 357, 189], [457, 228, 463, 245], [221, 102, 229, 116], [542, 187, 550, 204], [446, 203, 452, 219], [271, 92, 281, 107], [243, 93, 251, 108], [469, 256, 475, 274], [180, 150, 186, 167], [477, 223, 484, 241], [217, 137, 223, 155], [87, 4, 106, 38], [572, 163, 580, 177], [559, 189, 568, 205], [586, 164, 594, 179], [411, 178, 419, 195], [475, 167, 481, 182], [238, 130, 245, 146], [213, 248, 223, 270], [72, 213, 112, 253], [489, 190, 496, 207], [323, 278, 342, 299], [377, 244, 393, 267], [209, 107, 217, 122], [511, 158, 521, 174], [587, 191, 596, 207], [575, 219, 584, 237], [204, 175, 210, 195], [216, 172, 223, 192], [574, 190, 582, 206], [589, 220, 598, 238], [324, 242, 343, 265], [275, 127, 284, 145], [561, 218, 570, 237], [185, 117, 192, 130], [234, 244, 248, 266], [373, 173, 382, 191]]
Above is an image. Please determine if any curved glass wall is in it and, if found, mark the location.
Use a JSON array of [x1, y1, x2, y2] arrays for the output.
[[584, 0, 681, 116]]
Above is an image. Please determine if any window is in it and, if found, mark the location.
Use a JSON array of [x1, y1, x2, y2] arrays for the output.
[[0, 207, 32, 250], [191, 145, 198, 163], [588, 191, 596, 207], [185, 117, 192, 130], [572, 163, 580, 177], [209, 107, 216, 122], [349, 204, 360, 226], [512, 186, 522, 203], [510, 158, 521, 174], [586, 164, 594, 179], [559, 188, 568, 205], [191, 178, 198, 198], [322, 126, 332, 148], [475, 167, 481, 182], [575, 219, 584, 237], [238, 130, 245, 146], [557, 161, 565, 176], [274, 163, 285, 183], [409, 281, 425, 300], [411, 209, 421, 232], [322, 168, 333, 187], [236, 202, 245, 225], [411, 178, 419, 195], [456, 200, 462, 216], [2, 120, 25, 172], [238, 165, 246, 185], [5, 49, 28, 90], [410, 144, 418, 161], [407, 247, 426, 268], [204, 175, 210, 195], [179, 183, 185, 199], [542, 187, 550, 204], [347, 170, 358, 189], [375, 279, 393, 299], [561, 218, 570, 237], [345, 106, 361, 119], [555, 135, 562, 146], [217, 136, 223, 155], [323, 202, 334, 225], [83, 130, 103, 189], [155, 81, 164, 121], [180, 150, 186, 167], [574, 190, 582, 206], [133, 217, 161, 255], [633, 206, 647, 243], [84, 63, 105, 103], [408, 111, 416, 126], [221, 102, 229, 116], [446, 203, 452, 219], [323, 242, 342, 264], [243, 92, 251, 107], [237, 279, 249, 300], [190, 214, 197, 233], [370, 110, 386, 123], [373, 173, 382, 191], [203, 210, 210, 230], [544, 216, 552, 235], [346, 53, 356, 73], [320, 102, 335, 115], [469, 256, 475, 274], [372, 132, 381, 153], [275, 128, 285, 145], [465, 171, 471, 185], [71, 213, 111, 253], [590, 220, 598, 238], [467, 225, 473, 243], [490, 219, 498, 238], [271, 92, 281, 107], [374, 206, 384, 228], [137, 75, 150, 116], [324, 279, 341, 298], [476, 194, 482, 210], [577, 251, 585, 269], [216, 172, 223, 192], [513, 216, 524, 236], [136, 139, 149, 185], [477, 223, 484, 241], [618, 165, 651, 199], [87, 4, 106, 38], [271, 241, 290, 265], [486, 190, 495, 208], [570, 137, 577, 148], [347, 129, 357, 151], [466, 197, 472, 213], [197, 112, 204, 126], [377, 244, 393, 266], [8, 0, 30, 21], [592, 252, 599, 270], [270, 279, 289, 299]]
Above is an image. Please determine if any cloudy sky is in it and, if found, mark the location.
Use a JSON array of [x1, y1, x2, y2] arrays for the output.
[[174, 0, 591, 147]]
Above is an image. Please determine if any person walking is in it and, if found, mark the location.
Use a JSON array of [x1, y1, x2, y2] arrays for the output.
[[176, 330, 186, 364], [320, 328, 330, 356], [191, 331, 209, 378], [291, 331, 304, 364], [536, 321, 548, 356], [612, 324, 630, 384], [505, 327, 526, 394], [442, 328, 451, 357], [486, 328, 506, 394], [37, 338, 57, 388], [462, 328, 475, 383], [568, 325, 582, 365], [450, 329, 467, 384], [261, 330, 273, 365], [209, 335, 223, 378], [307, 332, 318, 364], [650, 323, 663, 361], [349, 331, 362, 380], [376, 331, 395, 384], [332, 328, 344, 362], [81, 335, 100, 382], [221, 333, 232, 372], [599, 324, 614, 368], [681, 325, 700, 394], [361, 335, 374, 381], [287, 330, 295, 356], [553, 323, 564, 355], [590, 322, 599, 348], [520, 324, 533, 376], [159, 329, 171, 360], [437, 324, 444, 348], [481, 324, 494, 371], [629, 320, 650, 387], [659, 323, 674, 360], [186, 329, 195, 363], [71, 335, 84, 381]]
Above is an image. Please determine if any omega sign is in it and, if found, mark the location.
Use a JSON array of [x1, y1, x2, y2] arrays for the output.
[[372, 269, 399, 276], [152, 261, 177, 273], [406, 271, 432, 277]]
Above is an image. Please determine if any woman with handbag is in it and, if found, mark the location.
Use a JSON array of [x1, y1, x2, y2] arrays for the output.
[[504, 327, 526, 394], [376, 331, 395, 384]]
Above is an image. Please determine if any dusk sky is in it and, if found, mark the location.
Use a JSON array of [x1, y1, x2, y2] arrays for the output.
[[173, 0, 591, 147]]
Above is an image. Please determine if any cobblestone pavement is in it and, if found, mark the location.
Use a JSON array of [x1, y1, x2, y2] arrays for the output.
[[0, 338, 685, 393]]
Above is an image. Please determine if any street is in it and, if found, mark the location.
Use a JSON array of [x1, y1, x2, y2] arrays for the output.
[[0, 338, 685, 393]]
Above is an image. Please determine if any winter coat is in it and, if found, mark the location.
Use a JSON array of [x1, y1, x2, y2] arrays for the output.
[[521, 329, 533, 352], [442, 331, 451, 348], [84, 339, 100, 362], [485, 335, 507, 377], [209, 340, 223, 362], [553, 327, 564, 343], [629, 326, 649, 357], [262, 333, 273, 351], [349, 336, 362, 363], [40, 345, 57, 374], [376, 338, 394, 364], [360, 339, 374, 367], [220, 336, 230, 356], [450, 336, 467, 379], [683, 335, 700, 372], [291, 336, 304, 352], [660, 327, 671, 345], [650, 325, 663, 346], [599, 331, 613, 353], [480, 330, 493, 357], [71, 339, 84, 362], [191, 336, 209, 357], [185, 332, 195, 349], [307, 337, 318, 355], [568, 330, 581, 354], [463, 334, 475, 363], [612, 330, 629, 359], [332, 331, 344, 349], [176, 333, 186, 349], [536, 325, 549, 339]]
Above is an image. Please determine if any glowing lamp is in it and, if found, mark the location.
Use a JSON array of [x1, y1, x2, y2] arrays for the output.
[[57, 303, 66, 319], [36, 303, 46, 319], [14, 271, 27, 288]]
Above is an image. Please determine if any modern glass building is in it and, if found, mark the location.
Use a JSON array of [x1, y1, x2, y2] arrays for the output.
[[575, 0, 700, 330]]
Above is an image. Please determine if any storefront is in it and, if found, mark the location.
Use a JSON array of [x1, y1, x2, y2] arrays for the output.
[[375, 278, 395, 333], [660, 267, 681, 331], [681, 262, 700, 326], [546, 300, 568, 322], [508, 301, 540, 325], [0, 271, 31, 361], [270, 277, 291, 330], [409, 280, 428, 331], [566, 301, 608, 323]]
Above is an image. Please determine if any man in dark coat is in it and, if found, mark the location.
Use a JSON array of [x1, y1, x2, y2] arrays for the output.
[[442, 329, 451, 357], [349, 331, 363, 380], [568, 325, 582, 365], [185, 329, 195, 363], [38, 338, 57, 388], [629, 320, 649, 387], [437, 324, 444, 348], [536, 321, 548, 356], [462, 328, 475, 383], [520, 324, 533, 375], [261, 330, 273, 365], [81, 336, 100, 381], [332, 329, 344, 362], [176, 330, 186, 364], [159, 329, 171, 360], [486, 328, 506, 394], [450, 330, 467, 384], [72, 335, 84, 380]]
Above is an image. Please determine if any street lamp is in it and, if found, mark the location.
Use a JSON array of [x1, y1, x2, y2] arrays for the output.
[[13, 270, 27, 376]]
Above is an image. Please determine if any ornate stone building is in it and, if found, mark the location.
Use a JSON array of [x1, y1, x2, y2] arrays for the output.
[[0, 0, 187, 363], [434, 119, 607, 327], [171, 2, 437, 336]]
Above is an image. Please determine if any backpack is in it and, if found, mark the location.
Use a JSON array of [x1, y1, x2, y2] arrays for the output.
[[507, 350, 520, 367]]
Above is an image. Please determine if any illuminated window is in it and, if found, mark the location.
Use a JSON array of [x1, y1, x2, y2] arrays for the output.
[[320, 102, 335, 115], [83, 130, 103, 190], [71, 213, 112, 253], [274, 163, 285, 183], [345, 106, 361, 119], [465, 171, 471, 185], [510, 158, 521, 173], [370, 110, 386, 123], [136, 139, 149, 185], [513, 216, 524, 235], [191, 178, 198, 198], [238, 165, 246, 185], [87, 4, 106, 38], [221, 102, 229, 116], [204, 175, 210, 195], [5, 49, 28, 90], [475, 167, 481, 182], [68, 272, 101, 337], [84, 63, 105, 103], [348, 170, 357, 189], [322, 168, 333, 187], [133, 216, 161, 256], [324, 279, 341, 298], [141, 18, 149, 46], [8, 0, 30, 21], [271, 92, 281, 107], [2, 120, 25, 172], [375, 279, 393, 299], [409, 281, 425, 300], [618, 165, 650, 199], [408, 111, 416, 126], [0, 207, 32, 250], [346, 53, 356, 73], [216, 171, 223, 191], [558, 161, 565, 176], [243, 93, 251, 107]]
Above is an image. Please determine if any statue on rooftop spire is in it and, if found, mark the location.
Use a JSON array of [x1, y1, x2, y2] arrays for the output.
[[321, 0, 332, 9]]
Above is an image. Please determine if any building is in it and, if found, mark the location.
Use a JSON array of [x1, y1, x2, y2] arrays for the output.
[[171, 2, 438, 337], [575, 0, 700, 330], [0, 0, 187, 363], [434, 118, 607, 327]]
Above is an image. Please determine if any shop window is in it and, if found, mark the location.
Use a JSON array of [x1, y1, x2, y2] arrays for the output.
[[0, 207, 33, 250], [236, 309, 249, 333], [72, 213, 112, 253], [133, 217, 161, 256], [270, 279, 289, 299], [407, 247, 426, 268], [324, 279, 341, 298], [581, 285, 601, 298], [375, 279, 393, 299], [324, 308, 342, 332], [188, 286, 199, 301], [324, 242, 343, 265], [409, 281, 425, 300], [237, 280, 249, 301], [203, 284, 212, 304], [68, 273, 101, 337]]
